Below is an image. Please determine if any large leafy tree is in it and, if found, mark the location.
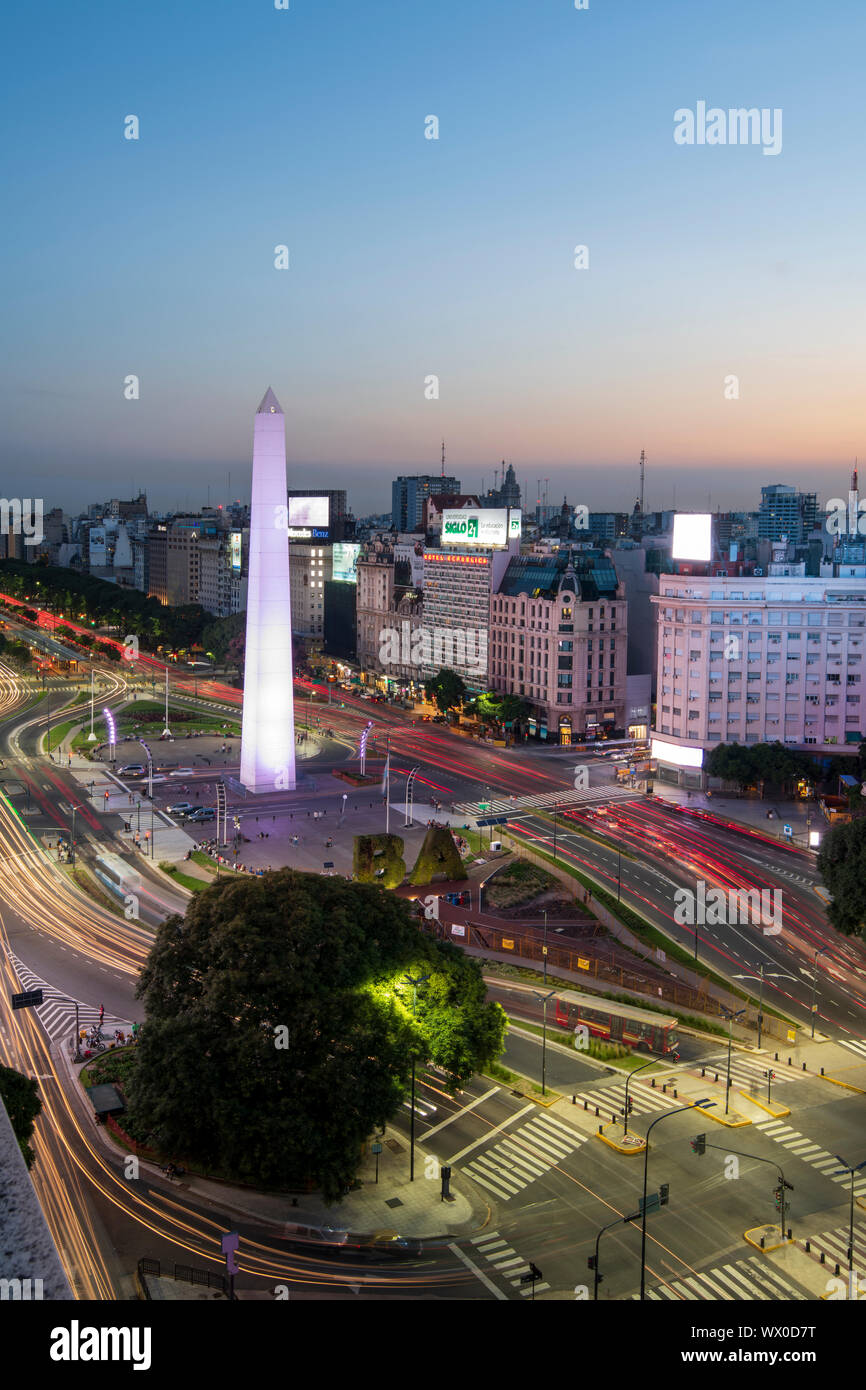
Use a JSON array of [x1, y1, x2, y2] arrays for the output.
[[128, 870, 506, 1200], [0, 1064, 42, 1168], [424, 669, 466, 713], [817, 820, 866, 939]]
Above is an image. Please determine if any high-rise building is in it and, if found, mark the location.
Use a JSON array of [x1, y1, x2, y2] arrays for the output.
[[490, 549, 627, 743], [391, 475, 461, 531], [240, 388, 296, 793], [758, 484, 818, 543]]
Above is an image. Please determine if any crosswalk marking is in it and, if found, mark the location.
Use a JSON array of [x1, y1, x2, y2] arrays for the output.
[[461, 1114, 588, 1203], [802, 1225, 866, 1270], [756, 1120, 866, 1194], [467, 1230, 550, 1297], [575, 1077, 680, 1118], [839, 1038, 866, 1061], [698, 1054, 800, 1088], [638, 1255, 806, 1302], [5, 948, 131, 1046], [454, 784, 643, 819]]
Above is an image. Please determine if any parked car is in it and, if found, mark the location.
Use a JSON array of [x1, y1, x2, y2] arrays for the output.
[[167, 803, 195, 817], [187, 807, 216, 822]]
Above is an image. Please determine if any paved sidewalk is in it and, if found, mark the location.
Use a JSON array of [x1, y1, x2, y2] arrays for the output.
[[165, 1124, 484, 1241], [652, 783, 820, 850]]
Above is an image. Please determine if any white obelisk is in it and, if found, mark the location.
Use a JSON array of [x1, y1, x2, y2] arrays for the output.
[[240, 388, 296, 792]]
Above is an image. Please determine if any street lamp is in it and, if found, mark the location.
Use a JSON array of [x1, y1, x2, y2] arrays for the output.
[[804, 949, 825, 1040], [533, 987, 556, 1097], [720, 1006, 746, 1115], [732, 962, 796, 1051], [552, 802, 560, 860], [640, 1102, 714, 1299], [622, 1057, 655, 1139], [404, 969, 431, 1181], [832, 1153, 866, 1288]]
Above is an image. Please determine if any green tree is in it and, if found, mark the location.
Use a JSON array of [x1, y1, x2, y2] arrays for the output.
[[817, 820, 866, 939], [424, 669, 466, 714], [128, 870, 505, 1199], [0, 1063, 42, 1168]]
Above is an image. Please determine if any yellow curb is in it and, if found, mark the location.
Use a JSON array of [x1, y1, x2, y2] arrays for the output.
[[692, 1102, 751, 1127], [737, 1089, 790, 1118], [744, 1226, 791, 1252], [815, 1074, 866, 1094], [594, 1124, 647, 1155]]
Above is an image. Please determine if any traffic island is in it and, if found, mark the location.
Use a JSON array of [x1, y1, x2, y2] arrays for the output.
[[744, 1224, 791, 1253], [595, 1122, 646, 1154], [737, 1089, 790, 1119]]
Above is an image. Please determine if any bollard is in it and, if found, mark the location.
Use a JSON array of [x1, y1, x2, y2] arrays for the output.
[[714, 1073, 719, 1083], [701, 1067, 705, 1078], [674, 1089, 678, 1099], [598, 1125, 603, 1135], [821, 1067, 824, 1076], [595, 1106, 600, 1116], [760, 1237, 765, 1249], [820, 1252, 825, 1264], [788, 1057, 792, 1066], [572, 1094, 576, 1106], [651, 1078, 656, 1088], [802, 1062, 806, 1071], [805, 1241, 810, 1253], [612, 1114, 616, 1124], [835, 1263, 840, 1277], [584, 1099, 588, 1110], [787, 1228, 792, 1240], [775, 1052, 779, 1062]]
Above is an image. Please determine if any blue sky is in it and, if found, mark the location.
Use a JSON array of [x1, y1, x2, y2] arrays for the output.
[[1, 0, 864, 514]]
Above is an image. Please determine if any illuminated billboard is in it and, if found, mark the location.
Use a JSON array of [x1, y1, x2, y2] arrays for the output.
[[672, 513, 712, 562], [230, 531, 242, 572], [332, 542, 360, 584], [442, 508, 510, 547], [508, 509, 522, 539], [651, 737, 704, 769], [288, 496, 329, 528]]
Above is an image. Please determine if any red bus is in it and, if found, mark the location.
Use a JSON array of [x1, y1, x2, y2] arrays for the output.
[[553, 989, 679, 1056]]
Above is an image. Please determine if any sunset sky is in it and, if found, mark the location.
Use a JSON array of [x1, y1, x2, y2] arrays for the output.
[[2, 0, 863, 515]]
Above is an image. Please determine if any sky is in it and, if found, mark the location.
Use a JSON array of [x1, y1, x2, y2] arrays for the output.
[[2, 0, 865, 517]]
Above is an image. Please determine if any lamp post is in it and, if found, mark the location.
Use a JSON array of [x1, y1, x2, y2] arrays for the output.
[[87, 665, 96, 741], [732, 963, 796, 1051], [720, 1007, 746, 1115], [640, 1102, 714, 1299], [616, 845, 622, 903], [404, 969, 431, 1181], [533, 987, 556, 1097], [808, 949, 825, 1040], [162, 668, 171, 738], [832, 1153, 866, 1288]]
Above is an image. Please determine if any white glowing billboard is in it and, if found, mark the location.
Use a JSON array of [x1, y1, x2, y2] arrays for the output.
[[442, 508, 515, 547], [672, 512, 712, 562], [230, 531, 242, 572], [651, 737, 704, 769], [332, 542, 360, 584], [288, 496, 329, 528]]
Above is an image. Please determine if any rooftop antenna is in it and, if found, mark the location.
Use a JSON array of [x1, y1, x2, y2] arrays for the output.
[[639, 448, 646, 515], [441, 438, 445, 477]]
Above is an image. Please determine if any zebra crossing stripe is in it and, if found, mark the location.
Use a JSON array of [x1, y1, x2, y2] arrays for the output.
[[838, 1038, 866, 1058]]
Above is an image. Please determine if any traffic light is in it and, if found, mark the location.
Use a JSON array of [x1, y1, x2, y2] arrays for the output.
[[774, 1185, 783, 1211], [659, 1183, 670, 1207], [626, 1097, 634, 1114], [690, 1134, 706, 1156]]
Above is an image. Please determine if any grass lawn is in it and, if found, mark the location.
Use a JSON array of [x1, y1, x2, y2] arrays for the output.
[[484, 858, 564, 910]]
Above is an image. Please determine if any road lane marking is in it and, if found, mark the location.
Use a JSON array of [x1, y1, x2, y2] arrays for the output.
[[447, 1102, 535, 1164], [422, 1085, 500, 1139], [448, 1243, 509, 1300]]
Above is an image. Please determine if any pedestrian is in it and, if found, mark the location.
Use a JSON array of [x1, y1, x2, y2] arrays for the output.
[[99, 1003, 104, 1024]]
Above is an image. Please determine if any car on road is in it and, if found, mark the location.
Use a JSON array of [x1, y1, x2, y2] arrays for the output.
[[119, 764, 146, 776], [167, 803, 195, 817], [187, 807, 216, 822], [170, 767, 194, 776]]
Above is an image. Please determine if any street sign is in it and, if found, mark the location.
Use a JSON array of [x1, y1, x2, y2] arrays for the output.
[[639, 1192, 661, 1215], [12, 989, 43, 1010], [371, 1143, 383, 1155], [783, 824, 792, 837], [476, 816, 509, 827]]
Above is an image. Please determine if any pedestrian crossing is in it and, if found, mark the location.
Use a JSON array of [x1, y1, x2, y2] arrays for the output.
[[454, 784, 643, 819], [638, 1254, 807, 1301], [755, 1119, 866, 1197], [577, 1077, 680, 1119], [802, 1224, 866, 1274], [839, 1037, 866, 1062], [469, 1230, 550, 1298], [5, 949, 132, 1047], [698, 1054, 799, 1090], [460, 1111, 588, 1202]]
